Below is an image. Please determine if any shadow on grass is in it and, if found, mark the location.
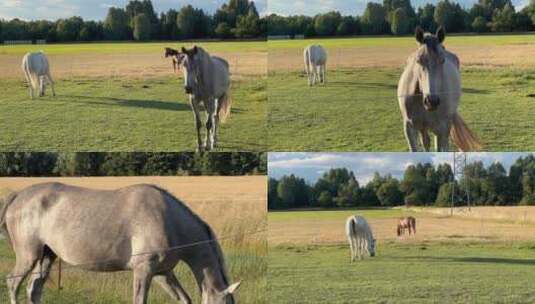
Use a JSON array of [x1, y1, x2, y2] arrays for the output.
[[63, 95, 191, 112], [217, 139, 266, 151], [399, 255, 535, 265], [462, 87, 491, 94]]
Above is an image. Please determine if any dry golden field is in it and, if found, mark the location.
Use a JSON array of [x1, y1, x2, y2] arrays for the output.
[[0, 176, 267, 234], [268, 36, 535, 72], [269, 207, 535, 246]]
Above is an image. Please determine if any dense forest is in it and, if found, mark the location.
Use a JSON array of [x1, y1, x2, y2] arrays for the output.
[[0, 0, 265, 42], [0, 152, 266, 176], [269, 155, 535, 209], [267, 0, 535, 37]]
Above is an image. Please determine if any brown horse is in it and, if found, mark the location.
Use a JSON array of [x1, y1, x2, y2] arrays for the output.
[[164, 47, 184, 73], [397, 216, 416, 236]]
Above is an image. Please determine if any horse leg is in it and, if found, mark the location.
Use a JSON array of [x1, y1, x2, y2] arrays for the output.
[[23, 70, 34, 99], [7, 253, 40, 304], [349, 238, 356, 263], [205, 99, 216, 151], [154, 271, 192, 304], [190, 97, 204, 151], [436, 125, 450, 152], [39, 76, 45, 97], [26, 250, 57, 304], [404, 121, 419, 152], [133, 265, 153, 304], [420, 129, 431, 152], [213, 98, 220, 148], [46, 72, 56, 97], [321, 65, 326, 84]]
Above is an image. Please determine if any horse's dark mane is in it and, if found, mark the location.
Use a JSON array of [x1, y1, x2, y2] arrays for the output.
[[147, 184, 231, 286]]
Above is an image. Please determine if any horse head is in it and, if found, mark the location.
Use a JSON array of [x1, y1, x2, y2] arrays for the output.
[[414, 26, 447, 111], [369, 239, 376, 257], [202, 281, 241, 304], [180, 46, 204, 95]]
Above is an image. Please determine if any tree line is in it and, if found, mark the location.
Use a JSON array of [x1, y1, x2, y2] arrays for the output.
[[0, 0, 265, 42], [0, 152, 266, 176], [267, 0, 535, 37], [269, 155, 535, 209]]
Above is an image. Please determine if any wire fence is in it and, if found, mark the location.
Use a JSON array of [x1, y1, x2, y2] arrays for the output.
[[2, 226, 267, 281]]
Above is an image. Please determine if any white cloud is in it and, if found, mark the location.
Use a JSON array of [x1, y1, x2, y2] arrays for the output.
[[269, 152, 534, 184]]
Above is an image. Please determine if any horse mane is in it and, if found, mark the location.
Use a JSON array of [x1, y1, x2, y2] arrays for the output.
[[147, 184, 231, 286]]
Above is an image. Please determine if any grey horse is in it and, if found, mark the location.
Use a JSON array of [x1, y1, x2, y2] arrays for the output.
[[22, 51, 56, 99], [397, 27, 481, 152], [304, 45, 327, 86], [0, 183, 241, 304], [180, 46, 232, 152]]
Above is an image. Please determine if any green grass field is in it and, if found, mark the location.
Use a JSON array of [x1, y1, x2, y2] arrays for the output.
[[0, 41, 266, 55], [269, 242, 535, 304], [268, 67, 535, 151], [268, 208, 535, 303], [0, 40, 266, 151], [0, 75, 266, 151], [0, 239, 267, 303]]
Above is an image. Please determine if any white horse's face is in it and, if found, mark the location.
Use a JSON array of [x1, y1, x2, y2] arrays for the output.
[[181, 46, 200, 95], [202, 281, 241, 304], [415, 27, 446, 111]]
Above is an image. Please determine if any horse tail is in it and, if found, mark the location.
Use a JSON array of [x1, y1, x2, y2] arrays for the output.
[[218, 89, 232, 123], [0, 192, 17, 249], [450, 112, 482, 152]]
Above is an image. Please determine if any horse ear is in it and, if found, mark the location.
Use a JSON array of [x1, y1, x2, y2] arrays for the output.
[[181, 47, 187, 54], [224, 281, 241, 295], [437, 26, 445, 43], [192, 46, 198, 54], [415, 26, 424, 44]]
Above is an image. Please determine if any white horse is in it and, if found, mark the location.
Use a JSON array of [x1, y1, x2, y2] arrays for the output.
[[21, 51, 56, 99], [1, 183, 241, 304], [180, 46, 231, 151], [398, 27, 481, 152], [304, 45, 327, 86], [346, 215, 376, 262]]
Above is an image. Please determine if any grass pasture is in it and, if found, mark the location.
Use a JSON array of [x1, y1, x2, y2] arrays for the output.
[[0, 176, 267, 303], [268, 208, 535, 303], [0, 41, 266, 151], [268, 34, 535, 151]]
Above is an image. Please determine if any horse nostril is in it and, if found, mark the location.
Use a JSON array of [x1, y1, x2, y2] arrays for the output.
[[184, 87, 192, 94], [424, 96, 440, 109]]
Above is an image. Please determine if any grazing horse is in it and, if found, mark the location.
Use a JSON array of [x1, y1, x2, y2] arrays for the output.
[[397, 216, 416, 236], [304, 45, 327, 86], [180, 46, 232, 151], [397, 27, 481, 152], [164, 47, 185, 73], [1, 183, 241, 304], [346, 215, 376, 262], [21, 51, 56, 99]]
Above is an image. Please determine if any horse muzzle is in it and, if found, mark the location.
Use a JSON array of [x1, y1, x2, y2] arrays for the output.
[[423, 95, 440, 111]]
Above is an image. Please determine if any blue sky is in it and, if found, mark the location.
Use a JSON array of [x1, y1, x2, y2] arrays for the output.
[[267, 0, 529, 16], [268, 152, 533, 184], [0, 0, 268, 21]]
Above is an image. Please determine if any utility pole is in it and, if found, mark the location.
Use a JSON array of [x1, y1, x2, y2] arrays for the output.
[[452, 152, 470, 216]]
